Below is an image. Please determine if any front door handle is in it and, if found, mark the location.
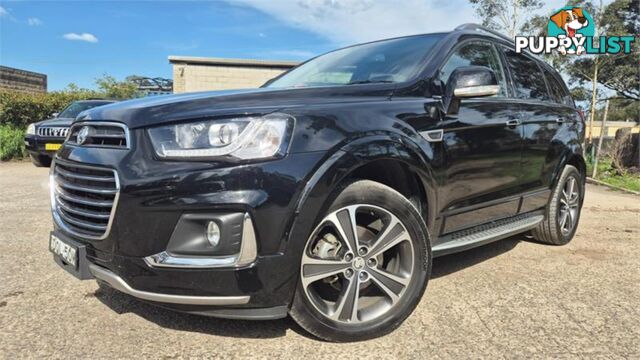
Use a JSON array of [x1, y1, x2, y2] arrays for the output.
[[506, 119, 520, 127]]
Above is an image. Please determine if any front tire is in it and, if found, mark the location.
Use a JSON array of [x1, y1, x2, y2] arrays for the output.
[[290, 180, 431, 342], [532, 165, 584, 245]]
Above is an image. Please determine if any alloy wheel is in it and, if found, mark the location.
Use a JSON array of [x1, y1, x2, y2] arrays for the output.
[[300, 204, 415, 324], [558, 175, 580, 236]]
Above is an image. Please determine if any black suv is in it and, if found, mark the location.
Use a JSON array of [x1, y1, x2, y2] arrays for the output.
[[25, 99, 116, 167], [48, 24, 585, 342]]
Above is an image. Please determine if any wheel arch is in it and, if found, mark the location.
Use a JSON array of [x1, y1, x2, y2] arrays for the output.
[[552, 150, 587, 190], [566, 153, 587, 183], [346, 159, 429, 219], [283, 135, 437, 257]]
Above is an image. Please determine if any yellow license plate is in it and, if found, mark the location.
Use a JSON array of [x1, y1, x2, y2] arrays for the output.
[[45, 143, 62, 151]]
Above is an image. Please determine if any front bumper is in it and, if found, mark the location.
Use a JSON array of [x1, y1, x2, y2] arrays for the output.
[[50, 132, 328, 316], [51, 229, 280, 319], [24, 134, 65, 157], [89, 263, 250, 306]]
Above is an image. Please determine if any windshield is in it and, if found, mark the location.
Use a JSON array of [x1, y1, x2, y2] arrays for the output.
[[58, 101, 110, 118], [266, 34, 443, 89]]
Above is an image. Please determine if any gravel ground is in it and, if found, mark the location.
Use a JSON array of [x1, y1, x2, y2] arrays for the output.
[[1, 161, 639, 359]]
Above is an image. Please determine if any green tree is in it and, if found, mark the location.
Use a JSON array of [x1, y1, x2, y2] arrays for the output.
[[523, 0, 639, 143], [62, 83, 100, 98], [468, 0, 544, 38], [94, 74, 140, 99], [567, 0, 639, 102], [593, 97, 640, 122], [565, 0, 639, 142]]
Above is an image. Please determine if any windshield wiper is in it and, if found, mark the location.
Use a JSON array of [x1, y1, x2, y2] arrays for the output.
[[346, 80, 394, 85]]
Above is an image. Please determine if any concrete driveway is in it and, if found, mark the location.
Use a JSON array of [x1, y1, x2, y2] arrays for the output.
[[1, 161, 638, 358]]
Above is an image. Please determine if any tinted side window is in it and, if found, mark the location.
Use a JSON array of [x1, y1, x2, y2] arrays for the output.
[[440, 41, 507, 97], [542, 68, 574, 106], [542, 68, 564, 104], [556, 74, 574, 107], [560, 86, 574, 107], [502, 49, 550, 101]]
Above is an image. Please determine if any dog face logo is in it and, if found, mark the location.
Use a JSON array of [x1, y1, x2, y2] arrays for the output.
[[550, 8, 589, 38], [547, 6, 595, 55]]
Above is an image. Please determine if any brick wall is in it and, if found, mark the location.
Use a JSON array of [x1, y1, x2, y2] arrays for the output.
[[0, 66, 47, 94], [169, 57, 299, 93]]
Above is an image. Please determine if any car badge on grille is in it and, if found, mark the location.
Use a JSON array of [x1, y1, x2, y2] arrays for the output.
[[77, 126, 92, 145]]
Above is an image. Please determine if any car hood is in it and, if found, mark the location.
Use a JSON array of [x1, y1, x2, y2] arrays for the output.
[[77, 85, 396, 129], [36, 118, 74, 127]]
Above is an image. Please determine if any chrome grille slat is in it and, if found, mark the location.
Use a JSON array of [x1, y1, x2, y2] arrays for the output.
[[56, 198, 111, 219], [55, 187, 114, 207], [67, 122, 129, 149], [37, 127, 69, 138], [56, 209, 108, 231], [54, 175, 118, 195], [90, 133, 126, 139], [54, 166, 115, 182], [51, 160, 119, 240]]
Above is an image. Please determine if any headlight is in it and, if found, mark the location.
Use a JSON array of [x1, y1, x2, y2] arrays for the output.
[[26, 124, 36, 135], [148, 113, 293, 160]]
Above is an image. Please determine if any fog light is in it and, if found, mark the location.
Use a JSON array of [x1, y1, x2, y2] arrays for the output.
[[205, 221, 220, 247]]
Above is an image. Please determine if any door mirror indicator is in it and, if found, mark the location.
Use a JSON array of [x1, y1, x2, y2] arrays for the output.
[[454, 85, 500, 98]]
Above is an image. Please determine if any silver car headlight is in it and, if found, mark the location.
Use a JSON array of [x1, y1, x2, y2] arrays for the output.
[[27, 123, 36, 135], [147, 113, 293, 160]]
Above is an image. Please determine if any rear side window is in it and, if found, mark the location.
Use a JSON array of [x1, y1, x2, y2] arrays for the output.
[[542, 68, 564, 104], [440, 41, 508, 97], [543, 68, 574, 106], [502, 49, 550, 102]]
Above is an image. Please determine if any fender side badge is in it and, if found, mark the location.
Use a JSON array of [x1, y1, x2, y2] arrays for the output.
[[420, 129, 444, 143]]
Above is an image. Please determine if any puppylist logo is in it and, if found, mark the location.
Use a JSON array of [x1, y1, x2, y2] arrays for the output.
[[515, 6, 635, 55]]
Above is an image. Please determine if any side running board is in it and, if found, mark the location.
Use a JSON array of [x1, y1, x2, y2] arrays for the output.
[[432, 213, 544, 257]]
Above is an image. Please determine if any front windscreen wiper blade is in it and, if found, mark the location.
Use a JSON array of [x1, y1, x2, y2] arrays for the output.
[[346, 80, 394, 85]]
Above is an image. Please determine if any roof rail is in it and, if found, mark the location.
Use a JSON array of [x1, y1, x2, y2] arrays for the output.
[[455, 23, 512, 42]]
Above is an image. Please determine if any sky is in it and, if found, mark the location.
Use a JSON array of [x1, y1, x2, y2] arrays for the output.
[[1, 0, 580, 91]]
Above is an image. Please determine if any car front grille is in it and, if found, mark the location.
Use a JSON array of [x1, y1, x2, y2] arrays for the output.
[[51, 160, 119, 240], [67, 122, 129, 148], [38, 127, 69, 138]]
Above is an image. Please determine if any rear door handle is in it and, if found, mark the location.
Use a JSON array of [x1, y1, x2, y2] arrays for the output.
[[556, 117, 565, 123], [506, 119, 520, 127]]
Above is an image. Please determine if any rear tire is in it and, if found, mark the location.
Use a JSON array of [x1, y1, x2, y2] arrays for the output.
[[29, 154, 51, 167], [532, 165, 583, 245], [289, 180, 431, 342]]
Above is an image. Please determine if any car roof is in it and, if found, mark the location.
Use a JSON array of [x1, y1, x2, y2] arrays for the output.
[[327, 23, 544, 65], [334, 24, 503, 48]]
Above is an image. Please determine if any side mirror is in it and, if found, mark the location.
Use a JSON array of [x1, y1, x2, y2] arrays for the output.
[[444, 66, 500, 114], [51, 112, 59, 118]]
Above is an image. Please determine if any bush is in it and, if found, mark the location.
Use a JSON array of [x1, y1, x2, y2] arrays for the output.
[[0, 75, 141, 129], [0, 90, 98, 128], [0, 75, 143, 161], [0, 125, 26, 161]]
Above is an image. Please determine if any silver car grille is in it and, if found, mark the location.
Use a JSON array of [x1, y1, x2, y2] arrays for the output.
[[51, 160, 120, 240], [38, 127, 69, 138], [66, 122, 129, 148]]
